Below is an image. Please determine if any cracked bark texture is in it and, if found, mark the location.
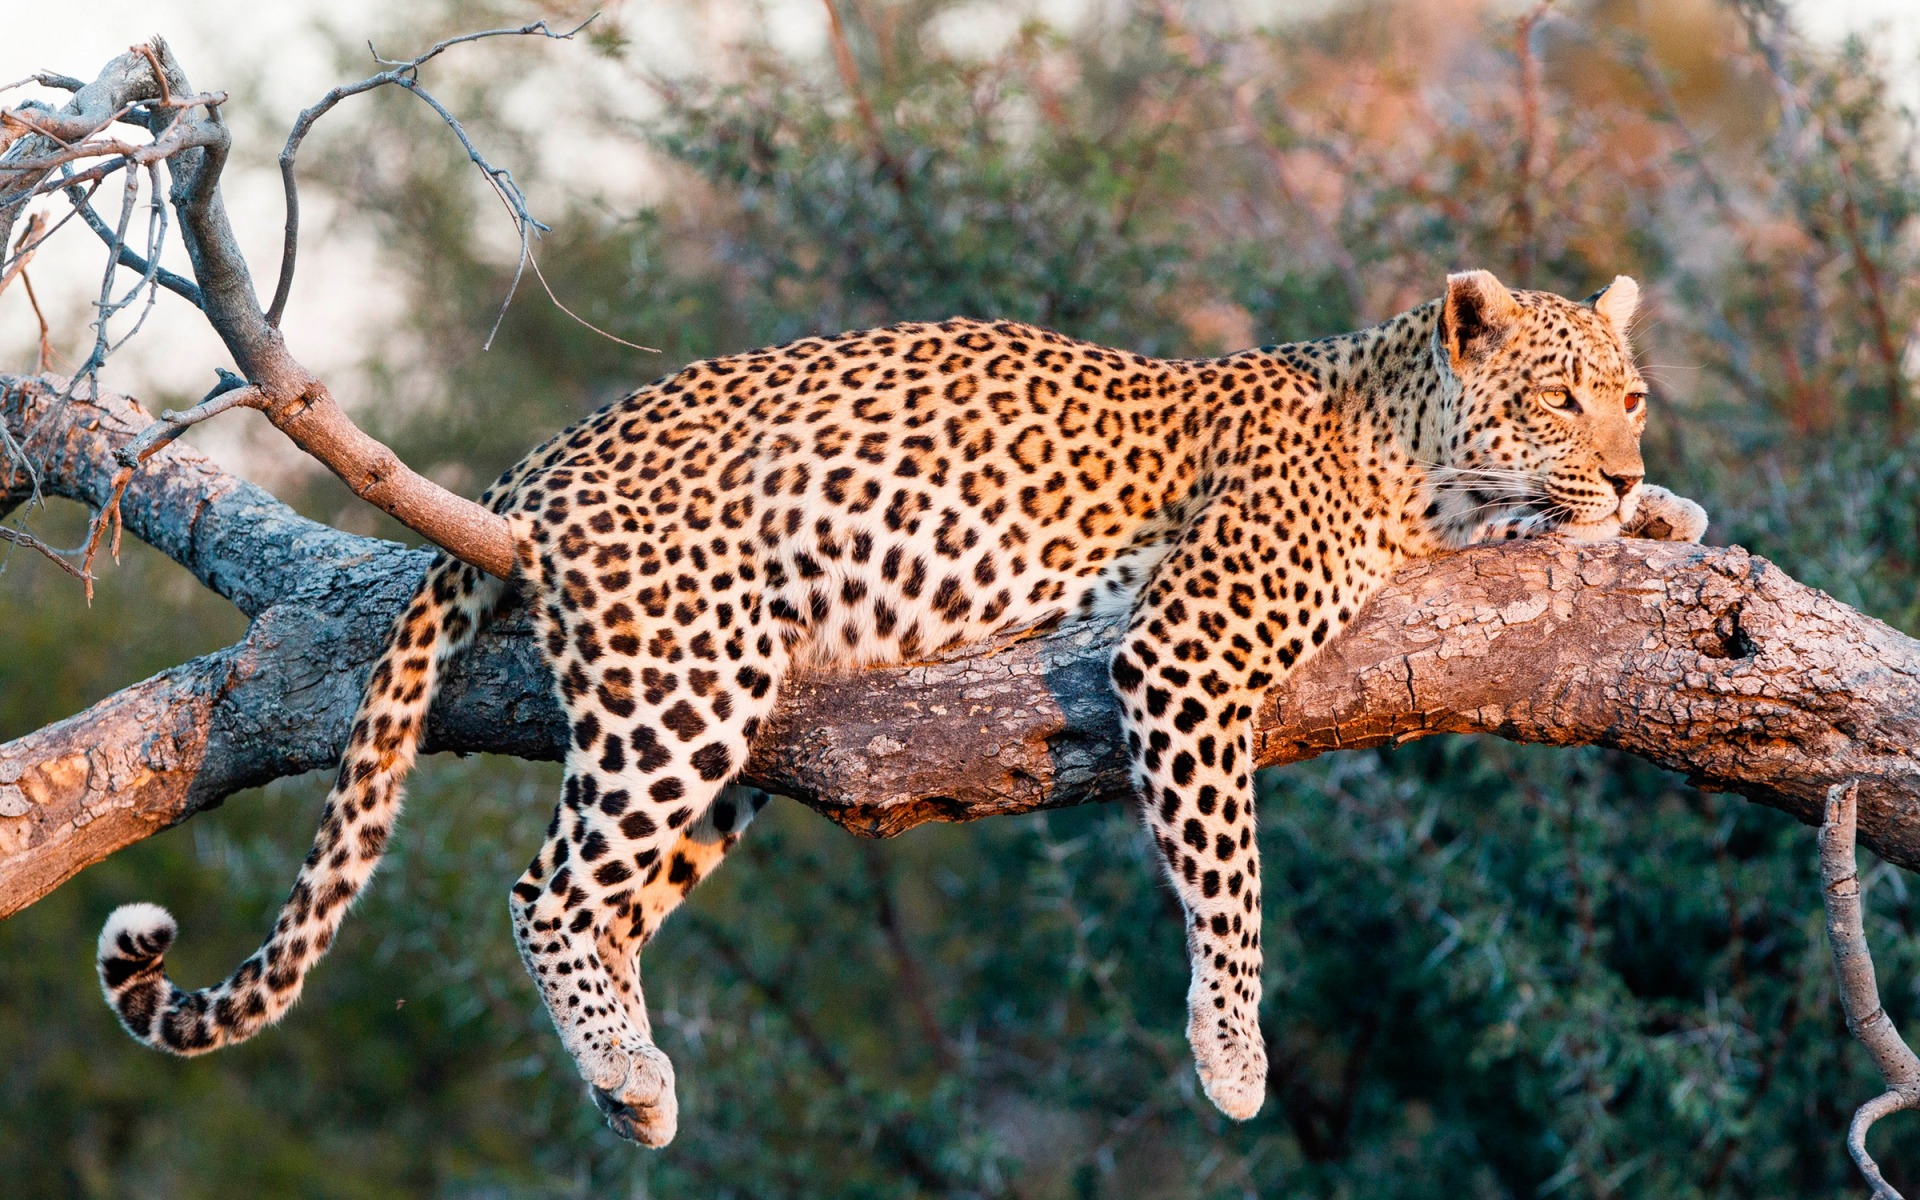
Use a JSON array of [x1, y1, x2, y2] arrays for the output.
[[5, 373, 1919, 919]]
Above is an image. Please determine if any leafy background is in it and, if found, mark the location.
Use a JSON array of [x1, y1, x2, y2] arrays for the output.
[[4, 0, 1920, 1196]]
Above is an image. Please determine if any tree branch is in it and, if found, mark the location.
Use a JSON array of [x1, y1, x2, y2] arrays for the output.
[[5, 376, 1919, 922], [0, 39, 517, 579], [1821, 782, 1920, 1199], [64, 184, 203, 308], [3, 375, 373, 616], [0, 47, 168, 252], [268, 18, 588, 330]]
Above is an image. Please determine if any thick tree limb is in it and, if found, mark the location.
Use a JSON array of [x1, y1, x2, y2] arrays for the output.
[[4, 374, 1919, 919]]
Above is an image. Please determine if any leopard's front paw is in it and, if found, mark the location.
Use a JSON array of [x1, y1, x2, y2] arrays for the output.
[[586, 1040, 679, 1147], [1625, 484, 1709, 543]]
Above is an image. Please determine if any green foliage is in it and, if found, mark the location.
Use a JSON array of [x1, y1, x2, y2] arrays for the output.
[[5, 1, 1920, 1196]]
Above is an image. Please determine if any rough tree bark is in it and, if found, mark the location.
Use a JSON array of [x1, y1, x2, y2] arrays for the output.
[[5, 373, 1918, 920]]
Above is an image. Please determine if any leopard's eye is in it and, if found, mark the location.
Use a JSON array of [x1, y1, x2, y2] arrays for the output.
[[1624, 390, 1647, 414], [1537, 387, 1578, 413]]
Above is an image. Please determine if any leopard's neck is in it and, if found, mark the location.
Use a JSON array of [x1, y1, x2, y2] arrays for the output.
[[1310, 301, 1452, 465], [1277, 301, 1461, 553]]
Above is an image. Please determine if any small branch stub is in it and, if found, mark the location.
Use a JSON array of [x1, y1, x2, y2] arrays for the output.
[[1821, 781, 1920, 1199]]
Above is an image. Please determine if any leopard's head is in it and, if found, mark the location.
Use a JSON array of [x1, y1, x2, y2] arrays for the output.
[[1427, 269, 1650, 543]]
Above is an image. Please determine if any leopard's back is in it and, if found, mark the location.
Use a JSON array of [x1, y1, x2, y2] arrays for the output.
[[486, 318, 1307, 667]]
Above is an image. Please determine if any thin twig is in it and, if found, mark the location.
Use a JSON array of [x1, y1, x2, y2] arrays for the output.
[[1829, 155, 1908, 440], [267, 16, 594, 328], [0, 153, 126, 218], [0, 73, 86, 96], [822, 0, 902, 189], [819, 0, 943, 267], [0, 211, 45, 298], [1820, 781, 1920, 1199], [78, 372, 263, 597], [20, 272, 53, 371], [48, 108, 201, 425], [95, 162, 171, 362], [0, 91, 227, 206], [1, 170, 105, 272], [133, 43, 171, 109], [387, 74, 552, 349], [114, 370, 259, 468], [0, 521, 85, 579], [525, 249, 659, 353], [63, 182, 202, 307]]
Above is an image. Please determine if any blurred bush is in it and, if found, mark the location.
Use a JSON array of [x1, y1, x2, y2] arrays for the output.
[[4, 0, 1919, 1196]]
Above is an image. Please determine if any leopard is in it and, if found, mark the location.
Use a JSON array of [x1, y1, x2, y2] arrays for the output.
[[95, 268, 1708, 1145]]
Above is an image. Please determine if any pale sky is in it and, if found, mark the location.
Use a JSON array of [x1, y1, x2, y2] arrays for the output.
[[3, 0, 1915, 482]]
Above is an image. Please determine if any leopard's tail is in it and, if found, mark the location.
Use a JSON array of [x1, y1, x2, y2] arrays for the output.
[[97, 554, 505, 1055]]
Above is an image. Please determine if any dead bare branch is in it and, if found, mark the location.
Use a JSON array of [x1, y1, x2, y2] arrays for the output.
[[0, 73, 86, 97], [134, 38, 518, 577], [267, 17, 592, 329], [822, 0, 905, 190], [74, 373, 249, 576], [74, 373, 266, 597], [0, 521, 84, 580], [116, 370, 257, 468], [1, 29, 660, 582], [64, 183, 202, 308], [0, 40, 499, 574], [19, 271, 52, 371], [1820, 782, 1920, 1199], [0, 211, 44, 298], [524, 247, 660, 353]]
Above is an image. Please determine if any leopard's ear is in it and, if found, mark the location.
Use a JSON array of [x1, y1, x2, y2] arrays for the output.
[[1586, 275, 1639, 340], [1441, 270, 1522, 369]]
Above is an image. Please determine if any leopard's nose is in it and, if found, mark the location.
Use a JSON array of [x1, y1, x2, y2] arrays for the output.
[[1600, 470, 1643, 497]]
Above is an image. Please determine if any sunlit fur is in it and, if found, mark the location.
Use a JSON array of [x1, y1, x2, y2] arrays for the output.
[[96, 269, 1706, 1144]]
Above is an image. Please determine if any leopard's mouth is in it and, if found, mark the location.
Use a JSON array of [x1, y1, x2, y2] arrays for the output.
[[1539, 480, 1629, 528]]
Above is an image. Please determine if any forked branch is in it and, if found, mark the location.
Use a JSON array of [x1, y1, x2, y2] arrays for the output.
[[0, 32, 563, 581], [267, 17, 592, 330]]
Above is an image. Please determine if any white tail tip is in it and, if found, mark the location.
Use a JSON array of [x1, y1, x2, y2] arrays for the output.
[[99, 902, 177, 962]]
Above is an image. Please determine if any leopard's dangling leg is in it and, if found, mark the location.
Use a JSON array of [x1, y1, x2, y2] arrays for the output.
[[595, 784, 774, 1028], [512, 565, 787, 1147], [578, 786, 772, 1140], [1109, 486, 1376, 1120], [1113, 645, 1268, 1118], [1109, 496, 1273, 1120]]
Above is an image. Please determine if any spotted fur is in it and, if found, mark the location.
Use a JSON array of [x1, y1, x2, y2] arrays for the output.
[[98, 269, 1705, 1141]]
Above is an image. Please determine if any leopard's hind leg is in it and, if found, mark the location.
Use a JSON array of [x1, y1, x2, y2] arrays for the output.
[[595, 784, 773, 1022], [511, 574, 786, 1146]]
